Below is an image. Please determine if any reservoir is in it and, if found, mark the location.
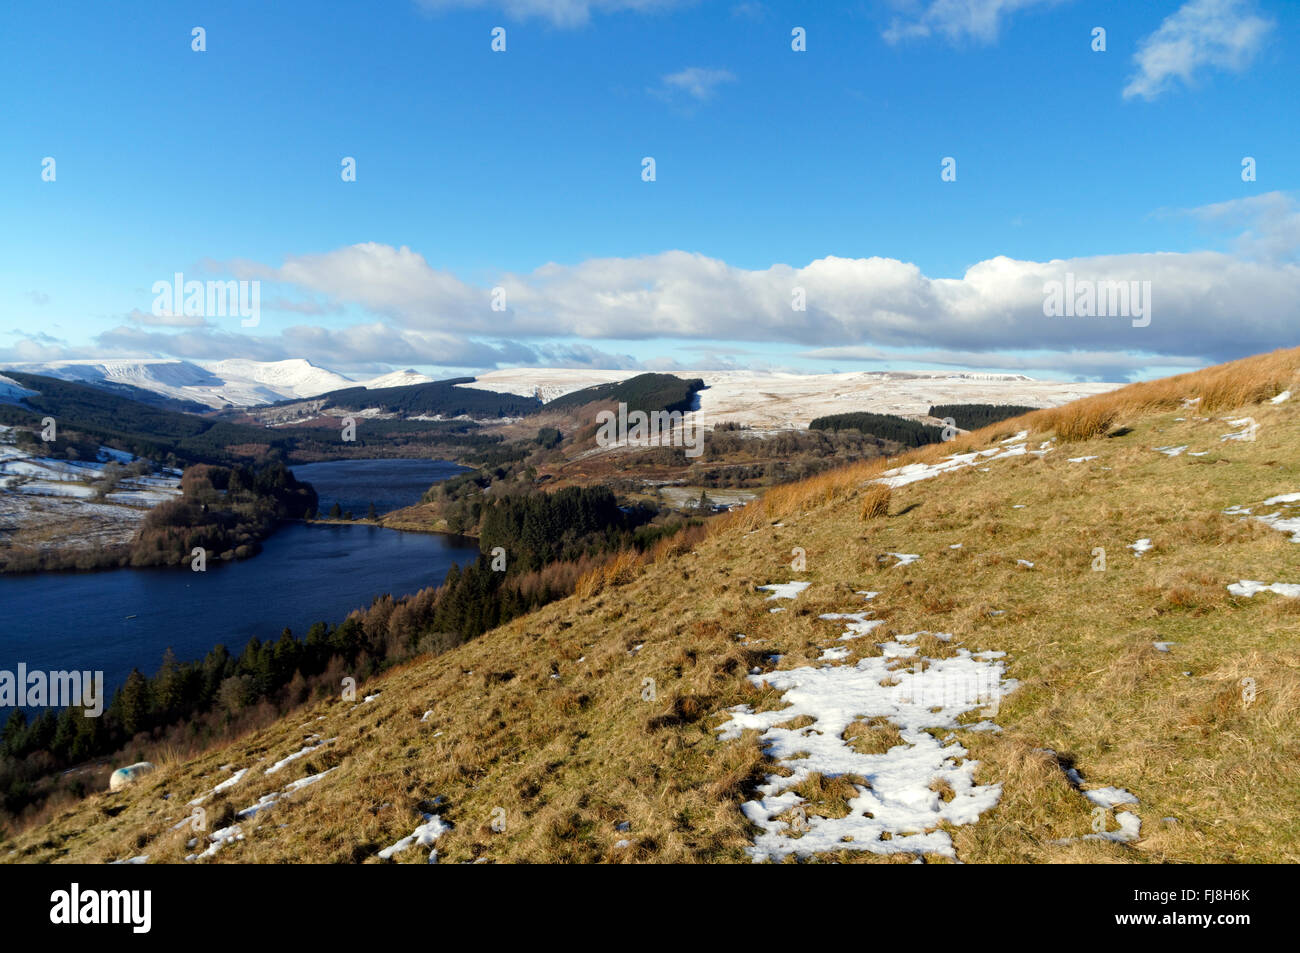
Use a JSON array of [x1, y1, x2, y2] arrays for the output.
[[0, 459, 478, 702]]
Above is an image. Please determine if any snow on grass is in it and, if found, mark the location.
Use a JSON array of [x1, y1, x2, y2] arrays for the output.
[[1270, 390, 1291, 404], [1153, 642, 1175, 652], [1084, 812, 1142, 843], [1224, 493, 1300, 542], [1082, 786, 1140, 809], [1227, 580, 1300, 598], [818, 611, 885, 640], [377, 813, 451, 862], [1128, 538, 1153, 557], [187, 767, 247, 806], [1046, 760, 1142, 845], [264, 737, 335, 775], [1220, 418, 1259, 442], [758, 581, 811, 600], [875, 438, 1035, 490], [282, 767, 337, 793], [717, 609, 1018, 862], [886, 553, 919, 567], [187, 767, 340, 859], [1153, 445, 1188, 456], [108, 854, 149, 864], [186, 824, 245, 861], [1067, 455, 1099, 463], [1016, 559, 1034, 568]]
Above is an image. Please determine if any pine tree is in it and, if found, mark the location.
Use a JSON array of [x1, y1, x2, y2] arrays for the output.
[[328, 502, 342, 519]]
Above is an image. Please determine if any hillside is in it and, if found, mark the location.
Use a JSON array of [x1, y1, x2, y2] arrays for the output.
[[6, 348, 1299, 864], [313, 377, 542, 419], [460, 368, 1120, 430]]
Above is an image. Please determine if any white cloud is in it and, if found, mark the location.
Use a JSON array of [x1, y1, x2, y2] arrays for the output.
[[882, 0, 1062, 45], [1183, 191, 1300, 263], [414, 0, 684, 28], [658, 66, 736, 101], [1124, 0, 1273, 100], [199, 236, 1300, 368]]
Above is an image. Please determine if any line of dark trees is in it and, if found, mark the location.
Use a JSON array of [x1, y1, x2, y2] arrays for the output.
[[808, 411, 946, 447], [929, 403, 1036, 431]]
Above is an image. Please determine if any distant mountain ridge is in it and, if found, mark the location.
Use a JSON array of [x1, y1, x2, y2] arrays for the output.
[[0, 359, 1119, 427], [0, 359, 451, 411]]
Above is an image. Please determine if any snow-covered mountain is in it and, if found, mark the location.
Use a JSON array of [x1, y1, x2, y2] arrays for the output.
[[202, 359, 357, 404], [0, 359, 358, 409], [0, 359, 456, 409], [361, 369, 438, 390]]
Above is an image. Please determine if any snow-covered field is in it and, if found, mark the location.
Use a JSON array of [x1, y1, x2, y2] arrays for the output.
[[459, 368, 1119, 430], [0, 426, 181, 552]]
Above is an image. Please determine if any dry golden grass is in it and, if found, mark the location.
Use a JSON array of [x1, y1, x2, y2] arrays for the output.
[[859, 484, 891, 520], [6, 346, 1300, 864]]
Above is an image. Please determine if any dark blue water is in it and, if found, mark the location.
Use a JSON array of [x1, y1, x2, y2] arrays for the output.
[[293, 458, 469, 516], [0, 460, 478, 703]]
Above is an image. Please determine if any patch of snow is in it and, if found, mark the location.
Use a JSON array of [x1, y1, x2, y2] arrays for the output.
[[186, 824, 245, 861], [716, 612, 1018, 862], [1228, 580, 1300, 599], [265, 737, 334, 775], [1083, 786, 1140, 809], [188, 767, 247, 806], [378, 814, 451, 862], [818, 612, 886, 640], [1220, 418, 1259, 442], [1128, 538, 1153, 557], [875, 437, 1039, 490], [1224, 494, 1300, 542], [758, 581, 811, 600], [1083, 811, 1142, 843]]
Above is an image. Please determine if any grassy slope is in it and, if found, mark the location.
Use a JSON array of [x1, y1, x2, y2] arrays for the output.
[[6, 348, 1299, 864]]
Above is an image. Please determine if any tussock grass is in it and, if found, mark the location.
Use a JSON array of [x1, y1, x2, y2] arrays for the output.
[[859, 484, 891, 520]]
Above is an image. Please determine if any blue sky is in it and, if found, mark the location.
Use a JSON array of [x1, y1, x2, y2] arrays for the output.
[[2, 0, 1296, 382]]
